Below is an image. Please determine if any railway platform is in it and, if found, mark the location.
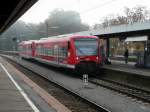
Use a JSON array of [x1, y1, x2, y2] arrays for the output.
[[0, 58, 37, 112], [102, 60, 150, 91], [103, 60, 150, 77], [0, 56, 71, 112]]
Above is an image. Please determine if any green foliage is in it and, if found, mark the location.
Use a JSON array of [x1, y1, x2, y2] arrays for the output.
[[93, 6, 150, 28], [45, 9, 89, 36], [0, 9, 90, 51]]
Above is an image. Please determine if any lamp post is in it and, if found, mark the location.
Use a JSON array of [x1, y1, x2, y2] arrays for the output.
[[45, 20, 59, 37]]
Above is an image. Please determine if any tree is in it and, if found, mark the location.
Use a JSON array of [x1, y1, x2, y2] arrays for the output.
[[45, 9, 89, 36], [92, 6, 150, 57], [0, 9, 90, 50], [94, 6, 150, 28], [0, 21, 40, 50], [124, 6, 149, 23]]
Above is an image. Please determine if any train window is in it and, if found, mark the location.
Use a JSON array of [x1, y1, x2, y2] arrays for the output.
[[46, 48, 48, 56], [51, 48, 53, 56], [63, 48, 67, 57], [46, 48, 48, 55], [36, 45, 42, 55], [48, 47, 52, 56], [40, 46, 42, 54], [43, 47, 45, 55], [45, 48, 47, 55], [42, 47, 44, 55], [74, 38, 98, 56], [53, 44, 58, 56], [38, 46, 40, 54], [43, 48, 45, 55], [36, 46, 38, 54], [38, 47, 40, 54], [58, 46, 67, 58], [49, 48, 51, 56], [40, 46, 43, 55], [48, 48, 51, 56], [40, 45, 43, 55]]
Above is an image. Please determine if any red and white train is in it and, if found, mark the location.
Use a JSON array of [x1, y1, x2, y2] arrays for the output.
[[18, 35, 101, 74]]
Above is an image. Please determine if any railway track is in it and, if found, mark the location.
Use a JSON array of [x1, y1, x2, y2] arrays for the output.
[[4, 56, 110, 112], [24, 58, 150, 104], [89, 77, 150, 104], [3, 55, 150, 110]]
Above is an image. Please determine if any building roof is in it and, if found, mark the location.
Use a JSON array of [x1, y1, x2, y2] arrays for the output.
[[0, 0, 38, 34]]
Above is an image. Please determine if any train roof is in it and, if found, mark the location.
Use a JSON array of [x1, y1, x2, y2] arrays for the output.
[[36, 35, 98, 44], [19, 35, 98, 45], [19, 40, 38, 45]]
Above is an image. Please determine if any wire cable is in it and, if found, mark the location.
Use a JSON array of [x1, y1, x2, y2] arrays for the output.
[[80, 0, 118, 14]]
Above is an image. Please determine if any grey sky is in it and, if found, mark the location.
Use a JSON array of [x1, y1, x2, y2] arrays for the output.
[[19, 0, 150, 26]]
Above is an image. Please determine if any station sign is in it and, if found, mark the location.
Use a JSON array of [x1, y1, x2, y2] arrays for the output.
[[125, 36, 148, 42]]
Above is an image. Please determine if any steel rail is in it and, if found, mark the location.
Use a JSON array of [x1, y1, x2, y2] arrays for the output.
[[89, 78, 150, 104], [3, 56, 111, 112]]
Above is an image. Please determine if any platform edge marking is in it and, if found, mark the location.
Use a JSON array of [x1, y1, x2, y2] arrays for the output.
[[0, 63, 40, 112]]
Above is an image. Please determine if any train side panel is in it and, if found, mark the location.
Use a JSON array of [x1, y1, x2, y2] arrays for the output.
[[19, 35, 102, 75], [34, 40, 72, 68]]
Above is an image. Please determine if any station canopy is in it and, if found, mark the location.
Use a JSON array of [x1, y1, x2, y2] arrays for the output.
[[0, 0, 37, 34], [125, 36, 148, 42]]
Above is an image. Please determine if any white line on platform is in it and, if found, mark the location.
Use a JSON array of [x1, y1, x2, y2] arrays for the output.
[[0, 63, 40, 112]]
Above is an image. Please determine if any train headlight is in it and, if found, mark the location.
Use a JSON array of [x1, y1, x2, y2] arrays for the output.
[[76, 57, 79, 60], [96, 56, 99, 60], [68, 52, 70, 57]]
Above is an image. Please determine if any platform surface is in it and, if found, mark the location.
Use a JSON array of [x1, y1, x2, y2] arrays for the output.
[[0, 60, 35, 112], [103, 60, 150, 77], [0, 55, 72, 112]]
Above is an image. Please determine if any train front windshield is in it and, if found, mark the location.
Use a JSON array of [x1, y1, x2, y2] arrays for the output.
[[74, 38, 98, 56]]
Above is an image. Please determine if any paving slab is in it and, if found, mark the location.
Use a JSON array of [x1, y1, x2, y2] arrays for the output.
[[103, 60, 150, 77], [0, 62, 34, 112], [0, 56, 69, 112]]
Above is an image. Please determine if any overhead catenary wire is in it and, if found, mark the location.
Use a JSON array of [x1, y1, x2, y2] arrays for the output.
[[80, 0, 118, 15]]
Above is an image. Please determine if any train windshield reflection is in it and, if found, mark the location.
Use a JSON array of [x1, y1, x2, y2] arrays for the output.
[[74, 38, 98, 56]]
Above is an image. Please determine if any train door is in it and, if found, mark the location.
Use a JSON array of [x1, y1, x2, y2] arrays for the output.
[[58, 44, 67, 64], [31, 42, 36, 57], [54, 44, 59, 65]]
